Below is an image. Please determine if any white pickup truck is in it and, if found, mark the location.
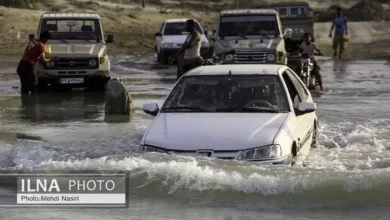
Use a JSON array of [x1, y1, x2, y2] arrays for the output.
[[34, 12, 113, 91]]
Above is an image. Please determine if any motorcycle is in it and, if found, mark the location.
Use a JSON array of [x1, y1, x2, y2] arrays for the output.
[[288, 52, 323, 91]]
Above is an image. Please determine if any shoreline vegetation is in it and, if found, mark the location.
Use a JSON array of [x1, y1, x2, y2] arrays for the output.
[[0, 0, 389, 61]]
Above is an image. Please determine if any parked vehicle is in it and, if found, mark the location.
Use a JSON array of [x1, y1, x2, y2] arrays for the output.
[[212, 9, 290, 65], [155, 19, 210, 64], [34, 12, 114, 92], [140, 64, 318, 165]]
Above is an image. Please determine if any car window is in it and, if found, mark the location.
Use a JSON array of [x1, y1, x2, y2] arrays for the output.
[[276, 7, 288, 16], [285, 69, 308, 102], [161, 75, 290, 113], [282, 71, 301, 109], [163, 22, 203, 35], [290, 7, 300, 16], [159, 23, 165, 33]]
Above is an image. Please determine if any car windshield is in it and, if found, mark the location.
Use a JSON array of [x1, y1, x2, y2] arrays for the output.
[[218, 15, 279, 37], [163, 22, 203, 35], [40, 19, 102, 41], [161, 75, 290, 113]]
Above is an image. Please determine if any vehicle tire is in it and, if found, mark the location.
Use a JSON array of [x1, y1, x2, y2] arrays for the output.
[[289, 143, 298, 166], [311, 122, 318, 148], [96, 82, 106, 91], [38, 84, 47, 93], [155, 46, 160, 62], [158, 53, 169, 65]]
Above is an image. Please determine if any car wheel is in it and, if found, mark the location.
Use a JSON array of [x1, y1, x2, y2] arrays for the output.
[[38, 84, 47, 93], [311, 122, 318, 148], [159, 53, 169, 65], [96, 83, 106, 91], [289, 143, 298, 166]]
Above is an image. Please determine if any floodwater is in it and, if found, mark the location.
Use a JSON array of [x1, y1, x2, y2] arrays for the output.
[[0, 55, 389, 220]]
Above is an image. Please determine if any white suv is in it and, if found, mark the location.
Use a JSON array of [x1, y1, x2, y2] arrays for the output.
[[34, 12, 113, 91], [155, 19, 210, 64]]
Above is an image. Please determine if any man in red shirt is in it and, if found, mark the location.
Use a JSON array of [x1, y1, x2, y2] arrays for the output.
[[16, 31, 51, 94]]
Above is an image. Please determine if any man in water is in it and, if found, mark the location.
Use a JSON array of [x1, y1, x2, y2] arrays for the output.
[[16, 31, 51, 94], [329, 7, 348, 59], [170, 19, 203, 79]]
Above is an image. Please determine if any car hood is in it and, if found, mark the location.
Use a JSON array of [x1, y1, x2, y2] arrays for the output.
[[218, 38, 281, 52], [162, 35, 208, 44], [144, 113, 288, 151], [48, 42, 104, 56]]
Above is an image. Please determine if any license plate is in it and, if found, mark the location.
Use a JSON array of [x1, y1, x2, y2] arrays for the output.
[[59, 78, 84, 84]]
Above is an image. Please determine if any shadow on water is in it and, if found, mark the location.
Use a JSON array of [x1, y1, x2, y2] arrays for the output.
[[19, 91, 106, 123]]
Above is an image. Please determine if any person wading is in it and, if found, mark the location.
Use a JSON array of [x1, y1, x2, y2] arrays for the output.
[[329, 7, 348, 59], [16, 31, 51, 94], [170, 19, 203, 79]]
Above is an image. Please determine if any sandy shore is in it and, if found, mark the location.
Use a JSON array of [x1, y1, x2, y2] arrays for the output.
[[1, 3, 390, 61]]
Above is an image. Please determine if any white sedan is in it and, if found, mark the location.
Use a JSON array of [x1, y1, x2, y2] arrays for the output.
[[140, 64, 318, 165]]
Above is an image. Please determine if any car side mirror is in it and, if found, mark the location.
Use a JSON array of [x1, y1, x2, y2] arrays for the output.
[[284, 28, 292, 39], [155, 32, 162, 37], [106, 34, 114, 43], [298, 102, 316, 114], [143, 103, 159, 116]]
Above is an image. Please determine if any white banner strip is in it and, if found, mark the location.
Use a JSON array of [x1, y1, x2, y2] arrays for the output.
[[17, 194, 125, 204]]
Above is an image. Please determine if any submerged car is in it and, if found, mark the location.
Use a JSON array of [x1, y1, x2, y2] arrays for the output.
[[140, 64, 318, 164]]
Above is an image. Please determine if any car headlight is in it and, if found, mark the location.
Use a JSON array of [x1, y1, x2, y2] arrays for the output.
[[201, 41, 209, 47], [99, 57, 105, 64], [89, 59, 97, 67], [238, 145, 282, 160], [139, 145, 168, 153], [267, 53, 275, 61], [162, 43, 179, 48], [224, 54, 234, 62], [46, 61, 55, 68]]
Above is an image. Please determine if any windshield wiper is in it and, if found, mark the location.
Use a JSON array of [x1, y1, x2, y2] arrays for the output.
[[161, 106, 207, 112], [215, 107, 280, 113]]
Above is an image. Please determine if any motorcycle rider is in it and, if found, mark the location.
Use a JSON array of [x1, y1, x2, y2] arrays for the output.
[[170, 19, 203, 79], [298, 32, 323, 90]]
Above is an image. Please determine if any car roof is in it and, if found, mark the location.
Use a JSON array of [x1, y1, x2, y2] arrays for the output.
[[264, 2, 310, 7], [41, 12, 100, 19], [185, 64, 285, 76], [165, 19, 198, 23], [220, 9, 278, 16]]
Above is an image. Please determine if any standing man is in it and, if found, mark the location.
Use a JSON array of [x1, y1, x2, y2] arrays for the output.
[[16, 31, 51, 94], [170, 19, 203, 79], [329, 7, 348, 59]]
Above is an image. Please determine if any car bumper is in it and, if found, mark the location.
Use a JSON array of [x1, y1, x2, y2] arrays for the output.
[[141, 147, 291, 165], [38, 73, 110, 87], [161, 47, 209, 58]]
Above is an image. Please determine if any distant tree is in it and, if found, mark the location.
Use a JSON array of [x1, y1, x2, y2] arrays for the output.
[[142, 0, 145, 8]]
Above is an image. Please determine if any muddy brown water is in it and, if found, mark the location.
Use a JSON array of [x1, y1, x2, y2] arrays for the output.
[[0, 55, 389, 219]]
